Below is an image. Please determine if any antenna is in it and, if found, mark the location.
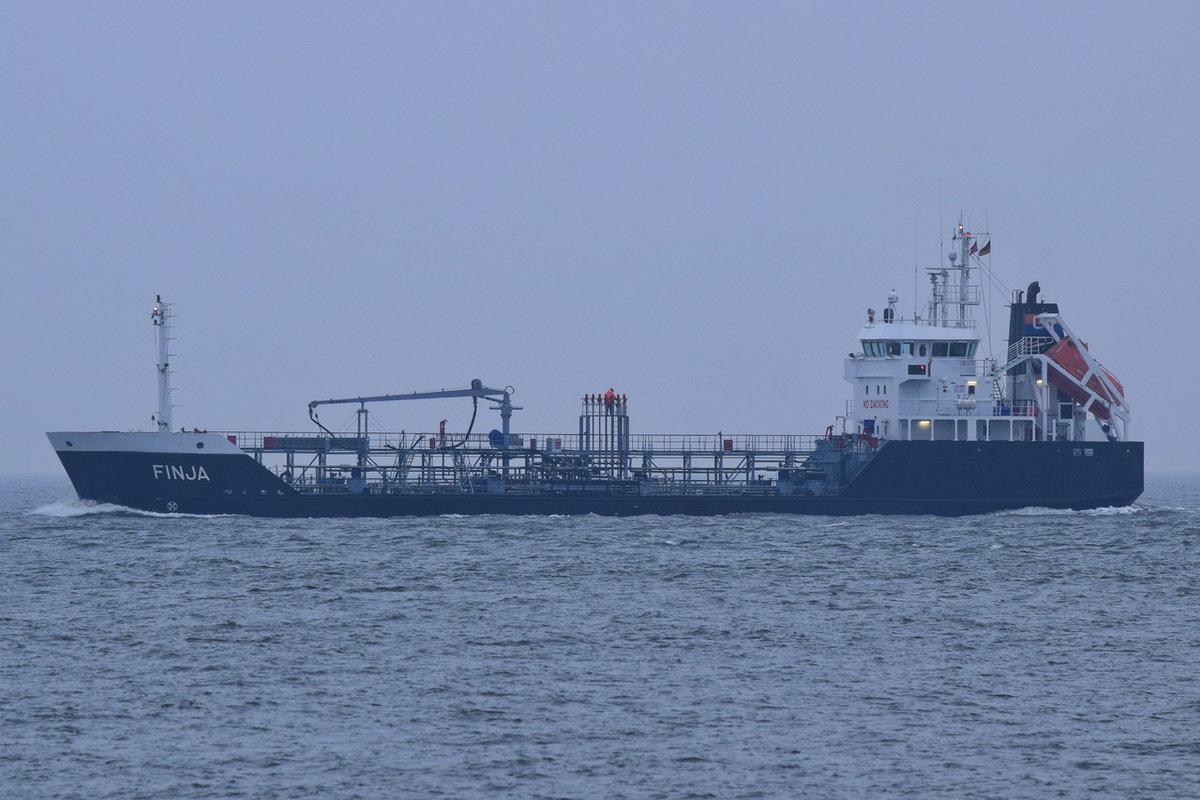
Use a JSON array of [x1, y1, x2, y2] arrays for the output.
[[981, 208, 993, 360], [913, 202, 919, 321], [938, 179, 944, 270], [151, 295, 174, 432]]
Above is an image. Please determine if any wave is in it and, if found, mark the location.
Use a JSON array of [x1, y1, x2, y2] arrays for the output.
[[992, 504, 1147, 517], [30, 497, 224, 519]]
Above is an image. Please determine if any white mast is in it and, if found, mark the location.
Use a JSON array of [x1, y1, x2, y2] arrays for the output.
[[151, 295, 174, 432], [956, 222, 970, 323], [927, 219, 981, 327]]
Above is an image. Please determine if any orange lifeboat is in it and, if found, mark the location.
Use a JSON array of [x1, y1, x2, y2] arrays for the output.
[[1044, 337, 1124, 420]]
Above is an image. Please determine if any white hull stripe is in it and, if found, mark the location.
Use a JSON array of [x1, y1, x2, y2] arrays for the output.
[[47, 431, 245, 455]]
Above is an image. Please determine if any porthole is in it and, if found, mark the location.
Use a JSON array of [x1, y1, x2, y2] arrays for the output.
[[196, 442, 205, 449]]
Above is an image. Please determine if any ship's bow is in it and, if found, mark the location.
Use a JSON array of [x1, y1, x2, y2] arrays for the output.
[[47, 431, 291, 513]]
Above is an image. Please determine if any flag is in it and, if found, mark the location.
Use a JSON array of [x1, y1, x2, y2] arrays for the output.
[[977, 240, 991, 256], [969, 240, 978, 255]]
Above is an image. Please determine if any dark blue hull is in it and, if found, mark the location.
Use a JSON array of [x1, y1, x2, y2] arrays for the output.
[[52, 439, 1144, 517]]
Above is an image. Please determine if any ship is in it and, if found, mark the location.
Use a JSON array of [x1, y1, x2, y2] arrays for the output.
[[48, 222, 1143, 517]]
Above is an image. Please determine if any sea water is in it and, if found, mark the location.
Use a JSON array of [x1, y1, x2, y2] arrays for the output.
[[2, 474, 1197, 799]]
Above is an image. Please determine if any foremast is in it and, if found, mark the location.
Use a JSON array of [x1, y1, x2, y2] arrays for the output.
[[151, 295, 174, 432]]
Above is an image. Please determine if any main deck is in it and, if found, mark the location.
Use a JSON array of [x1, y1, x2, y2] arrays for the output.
[[225, 424, 880, 498]]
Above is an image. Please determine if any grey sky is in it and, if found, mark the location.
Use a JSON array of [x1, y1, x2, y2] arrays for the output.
[[3, 1, 1194, 475]]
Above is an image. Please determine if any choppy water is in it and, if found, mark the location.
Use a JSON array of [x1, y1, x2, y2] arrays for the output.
[[2, 474, 1198, 799]]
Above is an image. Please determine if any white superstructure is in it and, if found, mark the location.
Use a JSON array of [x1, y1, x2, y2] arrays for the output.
[[844, 221, 1130, 444]]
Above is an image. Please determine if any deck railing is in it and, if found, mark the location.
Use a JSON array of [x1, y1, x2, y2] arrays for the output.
[[1006, 336, 1054, 364], [220, 430, 832, 455]]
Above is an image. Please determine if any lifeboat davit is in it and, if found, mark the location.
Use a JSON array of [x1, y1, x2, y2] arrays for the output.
[[1044, 337, 1124, 421]]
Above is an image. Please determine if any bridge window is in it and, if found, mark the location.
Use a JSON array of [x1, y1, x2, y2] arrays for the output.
[[949, 342, 968, 357], [932, 342, 949, 357]]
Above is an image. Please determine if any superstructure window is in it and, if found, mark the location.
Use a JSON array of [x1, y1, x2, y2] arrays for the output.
[[949, 342, 968, 357], [886, 341, 901, 356], [932, 342, 949, 357]]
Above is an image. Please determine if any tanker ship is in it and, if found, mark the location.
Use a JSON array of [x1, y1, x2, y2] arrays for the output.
[[48, 223, 1143, 516]]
